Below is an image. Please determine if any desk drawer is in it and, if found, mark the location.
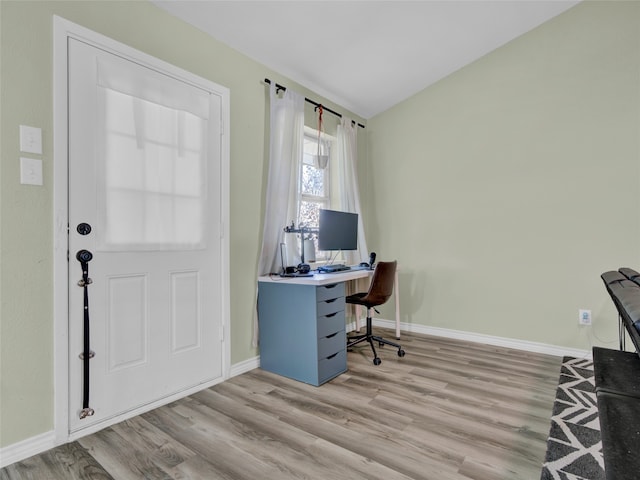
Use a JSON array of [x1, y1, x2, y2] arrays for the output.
[[316, 283, 345, 302], [318, 349, 347, 384], [318, 329, 345, 359], [317, 297, 344, 317], [317, 309, 345, 337]]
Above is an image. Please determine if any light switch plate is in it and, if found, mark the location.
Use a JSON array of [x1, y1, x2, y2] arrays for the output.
[[20, 157, 43, 186], [20, 125, 42, 155]]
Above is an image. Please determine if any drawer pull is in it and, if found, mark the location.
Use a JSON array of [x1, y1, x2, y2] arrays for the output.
[[325, 332, 338, 339], [326, 352, 338, 360], [324, 298, 337, 304], [325, 312, 337, 318], [324, 284, 338, 289]]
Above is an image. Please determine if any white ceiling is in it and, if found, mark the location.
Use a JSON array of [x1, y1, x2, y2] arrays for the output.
[[152, 0, 580, 119]]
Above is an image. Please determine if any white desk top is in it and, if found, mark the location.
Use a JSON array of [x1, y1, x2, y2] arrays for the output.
[[258, 268, 372, 286]]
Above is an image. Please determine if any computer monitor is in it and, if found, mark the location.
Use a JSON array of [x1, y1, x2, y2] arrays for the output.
[[318, 209, 358, 251]]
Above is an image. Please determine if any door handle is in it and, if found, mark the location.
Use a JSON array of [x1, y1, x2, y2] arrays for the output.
[[76, 223, 92, 235]]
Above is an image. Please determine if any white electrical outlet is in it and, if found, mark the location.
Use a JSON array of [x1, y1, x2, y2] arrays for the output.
[[579, 309, 592, 326]]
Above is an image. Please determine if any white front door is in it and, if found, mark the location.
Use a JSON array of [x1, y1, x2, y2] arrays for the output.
[[67, 37, 226, 433]]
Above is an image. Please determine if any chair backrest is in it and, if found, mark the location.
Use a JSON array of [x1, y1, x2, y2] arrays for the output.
[[363, 260, 397, 307]]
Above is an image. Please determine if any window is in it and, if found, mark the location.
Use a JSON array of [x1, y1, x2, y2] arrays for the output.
[[96, 57, 211, 251], [299, 128, 332, 260], [100, 88, 208, 250]]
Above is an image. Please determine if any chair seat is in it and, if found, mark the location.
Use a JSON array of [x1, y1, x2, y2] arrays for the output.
[[345, 260, 404, 365], [345, 292, 369, 307]]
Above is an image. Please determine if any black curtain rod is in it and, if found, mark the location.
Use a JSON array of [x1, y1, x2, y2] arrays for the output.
[[264, 78, 365, 129]]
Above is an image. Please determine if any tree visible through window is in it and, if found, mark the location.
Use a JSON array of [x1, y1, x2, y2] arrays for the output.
[[299, 130, 330, 259]]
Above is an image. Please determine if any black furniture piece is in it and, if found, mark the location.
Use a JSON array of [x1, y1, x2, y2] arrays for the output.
[[595, 267, 640, 479], [346, 260, 405, 365], [601, 268, 640, 353], [593, 347, 640, 480]]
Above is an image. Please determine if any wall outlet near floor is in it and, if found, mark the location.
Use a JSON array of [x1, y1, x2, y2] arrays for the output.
[[579, 309, 592, 326]]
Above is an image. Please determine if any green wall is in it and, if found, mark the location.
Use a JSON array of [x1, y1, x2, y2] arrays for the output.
[[0, 0, 364, 448], [366, 1, 640, 349]]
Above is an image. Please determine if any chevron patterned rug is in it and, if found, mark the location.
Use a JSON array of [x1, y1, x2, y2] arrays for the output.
[[540, 357, 605, 480]]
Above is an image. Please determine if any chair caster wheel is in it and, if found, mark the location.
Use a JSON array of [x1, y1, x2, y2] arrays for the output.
[[379, 342, 384, 347], [398, 349, 405, 357], [373, 357, 382, 365]]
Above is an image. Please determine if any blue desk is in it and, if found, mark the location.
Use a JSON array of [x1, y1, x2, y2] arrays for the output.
[[257, 270, 371, 386]]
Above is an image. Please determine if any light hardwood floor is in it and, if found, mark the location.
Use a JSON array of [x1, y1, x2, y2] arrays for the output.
[[1, 329, 562, 480]]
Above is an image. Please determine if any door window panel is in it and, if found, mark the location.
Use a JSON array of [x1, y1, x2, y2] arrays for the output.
[[96, 58, 210, 251]]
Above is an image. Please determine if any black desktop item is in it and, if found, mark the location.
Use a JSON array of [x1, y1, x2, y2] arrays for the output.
[[297, 263, 311, 274], [318, 209, 358, 252], [358, 252, 376, 269], [317, 264, 351, 273], [279, 242, 312, 277]]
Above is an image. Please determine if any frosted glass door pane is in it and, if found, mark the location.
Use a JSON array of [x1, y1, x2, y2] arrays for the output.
[[96, 84, 209, 251]]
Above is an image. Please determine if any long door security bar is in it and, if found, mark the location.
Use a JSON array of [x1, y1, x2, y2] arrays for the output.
[[76, 222, 95, 419]]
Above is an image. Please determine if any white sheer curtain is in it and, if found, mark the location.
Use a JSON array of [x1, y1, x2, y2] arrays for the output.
[[335, 116, 368, 265], [253, 84, 305, 346], [257, 84, 305, 275]]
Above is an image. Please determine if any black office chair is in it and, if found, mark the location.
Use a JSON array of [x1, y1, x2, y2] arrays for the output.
[[346, 260, 405, 365]]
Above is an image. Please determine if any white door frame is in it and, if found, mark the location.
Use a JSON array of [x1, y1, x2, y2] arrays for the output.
[[53, 16, 230, 444]]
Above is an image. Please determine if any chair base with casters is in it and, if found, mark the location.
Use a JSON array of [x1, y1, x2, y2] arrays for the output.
[[347, 307, 405, 365], [346, 260, 405, 365]]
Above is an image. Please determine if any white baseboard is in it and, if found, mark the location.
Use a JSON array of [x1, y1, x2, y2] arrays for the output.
[[230, 355, 260, 377], [0, 430, 56, 469], [368, 317, 591, 359], [1, 358, 261, 469]]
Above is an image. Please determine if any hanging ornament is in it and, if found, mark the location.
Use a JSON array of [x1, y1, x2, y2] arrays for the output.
[[316, 105, 329, 169]]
